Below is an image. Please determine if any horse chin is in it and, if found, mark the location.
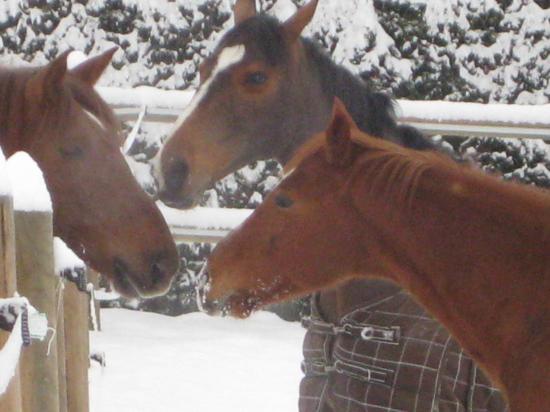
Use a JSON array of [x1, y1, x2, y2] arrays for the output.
[[221, 292, 263, 319], [110, 259, 142, 298], [110, 274, 141, 299]]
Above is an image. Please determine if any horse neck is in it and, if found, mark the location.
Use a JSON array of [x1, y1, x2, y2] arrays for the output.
[[0, 69, 29, 156], [305, 40, 397, 134], [278, 40, 398, 164], [349, 146, 550, 395]]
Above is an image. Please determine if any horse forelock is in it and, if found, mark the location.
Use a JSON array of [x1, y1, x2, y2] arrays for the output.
[[222, 15, 289, 66]]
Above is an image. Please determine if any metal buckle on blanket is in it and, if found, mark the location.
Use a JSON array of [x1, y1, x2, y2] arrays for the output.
[[302, 358, 393, 386], [342, 322, 401, 345], [301, 316, 339, 335], [334, 360, 393, 385], [301, 360, 335, 377]]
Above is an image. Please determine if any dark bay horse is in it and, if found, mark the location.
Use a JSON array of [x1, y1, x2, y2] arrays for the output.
[[154, 0, 430, 209], [0, 50, 179, 298], [203, 99, 550, 412]]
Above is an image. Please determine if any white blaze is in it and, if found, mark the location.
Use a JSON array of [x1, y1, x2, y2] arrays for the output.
[[154, 44, 247, 190]]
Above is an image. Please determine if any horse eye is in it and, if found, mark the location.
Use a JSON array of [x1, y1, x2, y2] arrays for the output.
[[58, 146, 84, 159], [245, 71, 268, 86], [275, 195, 293, 209]]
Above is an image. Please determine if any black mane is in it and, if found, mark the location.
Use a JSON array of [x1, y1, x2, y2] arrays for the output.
[[301, 38, 433, 150]]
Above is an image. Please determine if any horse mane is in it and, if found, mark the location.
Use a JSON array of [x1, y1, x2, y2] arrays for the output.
[[347, 133, 448, 210], [284, 128, 455, 209], [301, 38, 398, 138]]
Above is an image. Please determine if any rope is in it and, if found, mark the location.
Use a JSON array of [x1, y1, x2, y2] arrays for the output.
[[46, 277, 65, 357]]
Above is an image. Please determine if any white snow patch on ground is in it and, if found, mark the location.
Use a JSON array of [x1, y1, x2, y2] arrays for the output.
[[90, 309, 305, 412], [6, 152, 52, 212]]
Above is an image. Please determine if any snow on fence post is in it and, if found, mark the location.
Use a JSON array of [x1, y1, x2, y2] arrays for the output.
[[7, 153, 62, 412], [87, 269, 102, 331], [56, 238, 90, 412], [0, 150, 22, 412]]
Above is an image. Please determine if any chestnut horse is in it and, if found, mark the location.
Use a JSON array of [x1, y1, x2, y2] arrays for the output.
[[204, 100, 550, 411], [0, 50, 179, 297]]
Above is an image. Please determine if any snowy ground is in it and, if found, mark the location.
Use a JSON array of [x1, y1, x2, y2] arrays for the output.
[[89, 309, 306, 412]]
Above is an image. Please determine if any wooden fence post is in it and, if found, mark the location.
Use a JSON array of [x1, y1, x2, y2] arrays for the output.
[[15, 209, 61, 412], [64, 279, 90, 412], [0, 193, 23, 412]]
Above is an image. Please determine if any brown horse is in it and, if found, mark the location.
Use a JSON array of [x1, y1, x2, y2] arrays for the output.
[[203, 99, 550, 411], [0, 50, 179, 298], [154, 0, 431, 209]]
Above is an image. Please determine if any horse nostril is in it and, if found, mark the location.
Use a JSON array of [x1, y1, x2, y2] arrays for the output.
[[165, 158, 189, 193], [150, 261, 165, 287], [150, 252, 177, 290]]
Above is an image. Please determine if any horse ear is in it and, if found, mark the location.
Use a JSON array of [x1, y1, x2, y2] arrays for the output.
[[234, 0, 257, 25], [25, 50, 71, 104], [282, 0, 318, 42], [70, 47, 117, 86], [325, 98, 355, 167]]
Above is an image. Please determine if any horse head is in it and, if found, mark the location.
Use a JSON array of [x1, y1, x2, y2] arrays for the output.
[[154, 0, 329, 209], [0, 50, 179, 298]]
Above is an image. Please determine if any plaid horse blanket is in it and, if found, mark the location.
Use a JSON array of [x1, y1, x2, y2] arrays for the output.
[[299, 280, 509, 412]]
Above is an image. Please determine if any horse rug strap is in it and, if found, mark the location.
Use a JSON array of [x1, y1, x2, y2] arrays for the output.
[[301, 314, 398, 386], [299, 291, 509, 412], [302, 316, 401, 345]]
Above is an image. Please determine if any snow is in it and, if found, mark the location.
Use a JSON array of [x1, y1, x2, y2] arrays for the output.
[[0, 147, 12, 197], [0, 312, 23, 396], [89, 309, 306, 412], [6, 152, 52, 212], [159, 204, 252, 231], [96, 86, 194, 110], [397, 100, 550, 126], [125, 157, 156, 193], [53, 237, 85, 276], [67, 50, 89, 70]]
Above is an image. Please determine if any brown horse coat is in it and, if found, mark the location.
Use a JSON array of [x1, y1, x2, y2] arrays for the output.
[[204, 100, 550, 411]]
